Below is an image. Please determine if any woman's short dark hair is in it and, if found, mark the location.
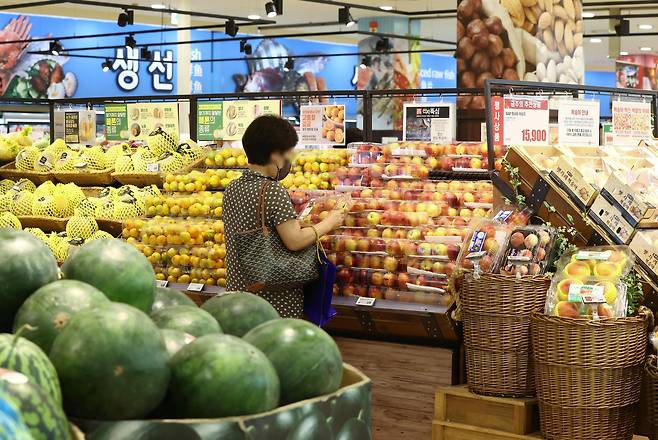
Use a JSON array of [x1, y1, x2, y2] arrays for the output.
[[242, 115, 298, 165]]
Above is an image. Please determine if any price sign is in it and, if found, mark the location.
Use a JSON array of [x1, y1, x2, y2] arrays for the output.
[[492, 96, 549, 146], [557, 99, 600, 146], [196, 102, 223, 141], [54, 110, 96, 145], [355, 296, 376, 306], [187, 283, 204, 292], [105, 104, 129, 140], [612, 100, 653, 146], [402, 102, 455, 143], [155, 280, 168, 288]]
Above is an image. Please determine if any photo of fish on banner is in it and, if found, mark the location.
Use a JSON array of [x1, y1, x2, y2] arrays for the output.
[[0, 15, 77, 99], [232, 39, 330, 108]]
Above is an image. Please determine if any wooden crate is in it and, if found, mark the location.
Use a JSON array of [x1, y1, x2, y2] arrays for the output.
[[432, 420, 542, 440], [435, 385, 539, 435]]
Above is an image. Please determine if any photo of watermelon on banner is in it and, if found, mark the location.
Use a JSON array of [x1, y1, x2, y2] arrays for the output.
[[456, 0, 585, 110]]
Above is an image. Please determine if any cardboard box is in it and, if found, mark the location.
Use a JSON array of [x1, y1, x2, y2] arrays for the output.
[[549, 156, 599, 209], [601, 171, 658, 228], [76, 363, 372, 439], [588, 194, 636, 244], [629, 229, 658, 284]]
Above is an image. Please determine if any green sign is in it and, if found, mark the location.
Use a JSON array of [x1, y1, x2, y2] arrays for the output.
[[197, 102, 223, 141], [105, 104, 128, 141]]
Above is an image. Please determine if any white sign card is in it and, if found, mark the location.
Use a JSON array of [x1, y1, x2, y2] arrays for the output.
[[402, 102, 455, 143], [557, 99, 600, 146]]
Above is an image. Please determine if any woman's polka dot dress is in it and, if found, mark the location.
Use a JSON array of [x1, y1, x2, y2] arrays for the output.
[[223, 169, 303, 318]]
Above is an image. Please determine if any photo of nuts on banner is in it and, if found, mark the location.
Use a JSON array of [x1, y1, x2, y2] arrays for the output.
[[456, 0, 585, 110]]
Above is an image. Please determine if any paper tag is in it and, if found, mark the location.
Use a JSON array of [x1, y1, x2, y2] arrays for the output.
[[575, 250, 612, 261], [493, 210, 514, 222], [508, 255, 532, 262], [155, 280, 168, 288], [568, 283, 605, 302], [355, 296, 376, 306], [146, 163, 160, 172], [187, 282, 204, 292]]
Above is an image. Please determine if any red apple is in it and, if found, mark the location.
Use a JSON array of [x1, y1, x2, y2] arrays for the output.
[[337, 267, 352, 283], [397, 273, 410, 290], [371, 239, 386, 252], [356, 238, 370, 252], [385, 240, 402, 257], [342, 285, 355, 296], [447, 244, 461, 261]]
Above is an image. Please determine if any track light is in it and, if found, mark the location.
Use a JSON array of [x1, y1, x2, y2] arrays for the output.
[[102, 59, 112, 72], [284, 57, 294, 72], [49, 40, 62, 56], [359, 55, 371, 69], [240, 39, 253, 55], [125, 34, 136, 48], [226, 19, 239, 37], [338, 7, 356, 27], [265, 2, 277, 17], [141, 46, 153, 61], [117, 9, 134, 27], [375, 37, 389, 52]]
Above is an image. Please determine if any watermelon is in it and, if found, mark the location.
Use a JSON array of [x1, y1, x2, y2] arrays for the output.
[[335, 418, 370, 440], [151, 305, 222, 338], [244, 409, 298, 439], [243, 319, 343, 404], [61, 239, 155, 312], [160, 329, 195, 359], [0, 394, 31, 440], [0, 369, 70, 440], [201, 292, 279, 337], [49, 302, 170, 419], [0, 229, 58, 331], [151, 287, 195, 314], [165, 334, 279, 418], [13, 280, 109, 353], [0, 333, 61, 405]]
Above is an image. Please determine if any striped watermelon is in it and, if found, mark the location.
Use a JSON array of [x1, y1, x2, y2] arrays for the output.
[[0, 369, 70, 440], [0, 333, 61, 405]]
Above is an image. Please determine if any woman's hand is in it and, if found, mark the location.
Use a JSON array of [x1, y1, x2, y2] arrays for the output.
[[276, 209, 346, 252], [324, 210, 345, 231]]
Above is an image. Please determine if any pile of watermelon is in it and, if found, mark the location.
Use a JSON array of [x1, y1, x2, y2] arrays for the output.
[[0, 229, 364, 439]]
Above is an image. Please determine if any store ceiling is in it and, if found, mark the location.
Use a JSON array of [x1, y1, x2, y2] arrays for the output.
[[2, 0, 658, 70]]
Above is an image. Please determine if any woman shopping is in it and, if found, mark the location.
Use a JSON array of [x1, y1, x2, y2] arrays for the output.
[[223, 115, 344, 318]]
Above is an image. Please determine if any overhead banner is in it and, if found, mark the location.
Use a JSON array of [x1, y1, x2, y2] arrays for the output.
[[196, 99, 281, 141], [557, 99, 600, 146], [402, 102, 455, 143], [103, 102, 179, 141], [492, 95, 549, 146], [612, 100, 653, 146], [299, 104, 345, 146], [53, 110, 96, 144]]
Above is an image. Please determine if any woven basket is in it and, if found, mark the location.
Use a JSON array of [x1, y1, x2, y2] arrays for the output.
[[52, 168, 115, 186], [530, 310, 650, 440], [0, 162, 52, 184], [460, 271, 550, 397], [644, 355, 658, 440]]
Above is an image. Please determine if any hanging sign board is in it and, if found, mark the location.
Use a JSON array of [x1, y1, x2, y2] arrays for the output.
[[612, 100, 653, 146], [196, 102, 223, 141], [197, 100, 281, 141], [299, 104, 345, 146], [105, 104, 129, 141], [557, 99, 600, 146], [402, 102, 455, 143], [54, 110, 96, 144], [103, 102, 179, 141], [491, 95, 549, 146]]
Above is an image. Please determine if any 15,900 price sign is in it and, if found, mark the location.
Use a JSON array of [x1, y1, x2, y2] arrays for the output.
[[501, 96, 550, 146], [521, 128, 547, 143]]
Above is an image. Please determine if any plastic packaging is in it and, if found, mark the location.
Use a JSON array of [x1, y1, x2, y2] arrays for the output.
[[500, 226, 556, 278], [298, 194, 351, 226], [457, 221, 510, 277], [544, 246, 634, 319]]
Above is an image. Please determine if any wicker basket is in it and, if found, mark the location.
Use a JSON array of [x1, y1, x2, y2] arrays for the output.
[[460, 271, 550, 397], [643, 355, 658, 440], [52, 168, 115, 186], [530, 310, 650, 440], [0, 162, 52, 184]]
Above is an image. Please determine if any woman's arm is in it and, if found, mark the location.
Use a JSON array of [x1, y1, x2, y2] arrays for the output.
[[276, 210, 344, 252]]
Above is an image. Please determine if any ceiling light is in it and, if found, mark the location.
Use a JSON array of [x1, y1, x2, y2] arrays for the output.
[[338, 7, 356, 27], [141, 46, 153, 60], [226, 19, 239, 37], [641, 46, 652, 51], [582, 12, 595, 18], [375, 37, 389, 52], [247, 14, 261, 20], [265, 1, 277, 17], [639, 24, 653, 30], [240, 39, 252, 55], [284, 57, 294, 72], [151, 3, 166, 9], [125, 34, 136, 48], [589, 38, 602, 43], [102, 59, 112, 72], [359, 55, 371, 69], [379, 5, 393, 11], [620, 51, 629, 55], [49, 40, 62, 56], [117, 9, 134, 27]]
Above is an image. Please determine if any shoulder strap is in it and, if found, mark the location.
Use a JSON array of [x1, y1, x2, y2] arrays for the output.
[[255, 180, 272, 236]]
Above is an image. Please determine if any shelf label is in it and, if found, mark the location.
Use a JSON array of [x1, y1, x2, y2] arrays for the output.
[[612, 100, 653, 146], [558, 99, 600, 146], [155, 280, 168, 288], [187, 283, 204, 292], [402, 102, 455, 143], [145, 163, 160, 173], [492, 95, 549, 146], [355, 296, 376, 306]]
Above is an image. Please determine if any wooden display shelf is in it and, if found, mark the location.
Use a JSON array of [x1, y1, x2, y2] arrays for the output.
[[432, 421, 542, 440]]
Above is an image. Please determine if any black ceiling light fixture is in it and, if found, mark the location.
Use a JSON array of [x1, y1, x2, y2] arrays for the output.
[[125, 34, 136, 48], [49, 40, 63, 56], [117, 9, 134, 27], [359, 55, 371, 69], [240, 39, 253, 55], [614, 19, 630, 36], [284, 56, 294, 71], [375, 37, 389, 52], [140, 46, 153, 61], [226, 19, 239, 37], [102, 58, 112, 72], [338, 7, 356, 27], [265, 2, 277, 17]]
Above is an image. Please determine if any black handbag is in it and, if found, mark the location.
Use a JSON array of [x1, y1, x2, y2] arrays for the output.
[[234, 181, 320, 292]]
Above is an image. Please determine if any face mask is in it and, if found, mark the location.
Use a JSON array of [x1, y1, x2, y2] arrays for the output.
[[275, 158, 292, 181]]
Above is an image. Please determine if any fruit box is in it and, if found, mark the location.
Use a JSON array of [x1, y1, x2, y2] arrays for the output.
[[629, 229, 658, 285], [600, 169, 658, 228], [548, 156, 606, 209], [588, 194, 636, 245], [75, 363, 372, 440]]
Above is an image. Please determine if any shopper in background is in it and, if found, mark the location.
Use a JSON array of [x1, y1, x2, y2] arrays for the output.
[[223, 115, 344, 318]]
